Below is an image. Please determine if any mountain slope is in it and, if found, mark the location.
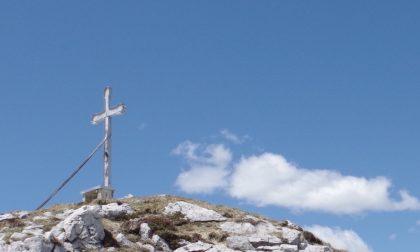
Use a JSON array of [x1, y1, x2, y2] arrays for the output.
[[0, 195, 345, 252]]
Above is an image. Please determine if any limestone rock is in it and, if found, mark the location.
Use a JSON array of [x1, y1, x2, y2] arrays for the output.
[[220, 222, 256, 235], [48, 205, 105, 250], [208, 244, 241, 252], [10, 232, 28, 241], [152, 234, 172, 252], [226, 236, 254, 250], [33, 216, 49, 221], [249, 234, 282, 247], [55, 209, 75, 220], [300, 244, 333, 252], [104, 248, 117, 252], [257, 244, 298, 252], [22, 224, 44, 236], [299, 242, 308, 250], [16, 211, 29, 219], [22, 236, 61, 252], [115, 233, 137, 248], [164, 201, 226, 222], [77, 202, 133, 219], [281, 227, 302, 245], [255, 221, 278, 234], [0, 241, 24, 252], [63, 242, 73, 251], [285, 220, 303, 231], [43, 211, 54, 218], [99, 203, 134, 219], [174, 241, 213, 252], [140, 222, 152, 240], [256, 245, 281, 251], [0, 213, 15, 222], [279, 244, 299, 252], [138, 242, 156, 252], [0, 236, 59, 252]]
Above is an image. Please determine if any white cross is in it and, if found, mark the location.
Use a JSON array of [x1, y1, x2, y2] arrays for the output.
[[91, 87, 125, 189]]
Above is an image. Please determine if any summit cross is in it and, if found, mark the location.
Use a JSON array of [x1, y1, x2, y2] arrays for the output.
[[91, 87, 125, 189]]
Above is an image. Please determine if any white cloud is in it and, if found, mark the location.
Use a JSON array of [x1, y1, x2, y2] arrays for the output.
[[173, 141, 232, 194], [220, 129, 248, 144], [305, 225, 372, 252], [229, 153, 420, 214], [416, 220, 420, 226], [173, 140, 420, 214]]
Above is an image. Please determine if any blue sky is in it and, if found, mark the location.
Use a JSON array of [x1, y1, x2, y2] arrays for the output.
[[1, 1, 420, 251]]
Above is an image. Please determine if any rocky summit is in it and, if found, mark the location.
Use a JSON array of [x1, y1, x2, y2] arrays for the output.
[[0, 195, 345, 252]]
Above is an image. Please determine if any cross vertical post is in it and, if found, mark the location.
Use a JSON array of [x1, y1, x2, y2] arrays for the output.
[[103, 87, 112, 187], [84, 86, 125, 201]]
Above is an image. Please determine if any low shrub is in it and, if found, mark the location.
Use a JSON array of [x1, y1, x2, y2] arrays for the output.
[[303, 230, 323, 245]]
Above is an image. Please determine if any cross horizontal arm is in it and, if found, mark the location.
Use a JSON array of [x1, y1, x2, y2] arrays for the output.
[[91, 103, 126, 124]]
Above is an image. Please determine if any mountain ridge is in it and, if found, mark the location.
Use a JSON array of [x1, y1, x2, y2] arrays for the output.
[[0, 195, 345, 252]]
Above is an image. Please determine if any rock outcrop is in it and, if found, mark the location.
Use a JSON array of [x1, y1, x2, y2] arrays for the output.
[[46, 205, 105, 250], [163, 201, 227, 222], [0, 195, 344, 252]]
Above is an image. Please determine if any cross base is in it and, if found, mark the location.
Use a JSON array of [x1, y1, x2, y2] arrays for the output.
[[81, 185, 114, 203]]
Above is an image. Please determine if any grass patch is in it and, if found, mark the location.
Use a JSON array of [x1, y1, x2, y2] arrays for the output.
[[2, 226, 25, 244], [0, 218, 25, 230], [120, 211, 212, 250], [36, 217, 62, 232], [207, 231, 229, 242]]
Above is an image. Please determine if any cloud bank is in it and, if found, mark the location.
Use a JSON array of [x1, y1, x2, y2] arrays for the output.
[[305, 225, 372, 252], [173, 141, 420, 214], [229, 153, 420, 214]]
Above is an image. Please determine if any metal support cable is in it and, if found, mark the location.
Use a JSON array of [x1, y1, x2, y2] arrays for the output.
[[35, 136, 108, 210]]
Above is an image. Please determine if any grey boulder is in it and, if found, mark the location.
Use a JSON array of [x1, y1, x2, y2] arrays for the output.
[[164, 201, 226, 222]]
